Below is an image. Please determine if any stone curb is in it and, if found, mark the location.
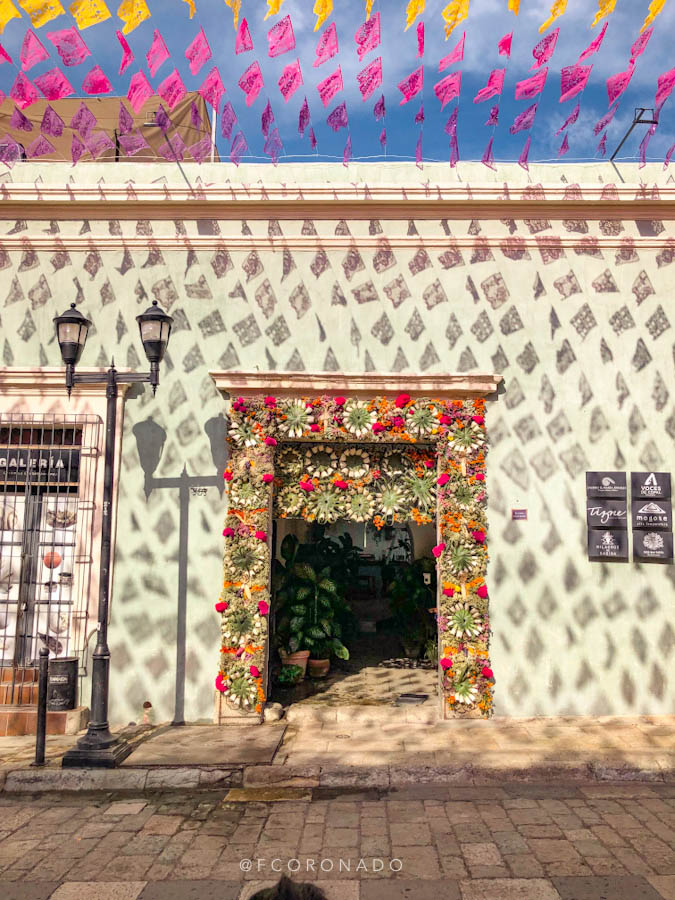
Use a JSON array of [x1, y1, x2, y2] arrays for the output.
[[1, 761, 671, 793]]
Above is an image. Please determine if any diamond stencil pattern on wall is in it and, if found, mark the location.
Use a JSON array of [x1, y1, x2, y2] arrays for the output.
[[0, 171, 674, 722]]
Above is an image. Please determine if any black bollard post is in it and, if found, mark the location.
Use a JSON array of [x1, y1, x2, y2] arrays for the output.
[[33, 646, 49, 768]]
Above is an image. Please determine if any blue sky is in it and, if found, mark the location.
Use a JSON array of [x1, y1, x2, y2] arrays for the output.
[[0, 0, 673, 165]]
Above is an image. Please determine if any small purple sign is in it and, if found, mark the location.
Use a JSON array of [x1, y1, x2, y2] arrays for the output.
[[512, 509, 528, 521]]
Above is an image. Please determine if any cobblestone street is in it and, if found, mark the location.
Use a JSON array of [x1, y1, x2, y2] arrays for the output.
[[1, 782, 674, 899]]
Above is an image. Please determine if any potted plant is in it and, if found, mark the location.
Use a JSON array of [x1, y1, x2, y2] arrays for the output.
[[308, 643, 332, 679], [274, 534, 350, 677], [277, 664, 303, 687], [383, 557, 436, 660]]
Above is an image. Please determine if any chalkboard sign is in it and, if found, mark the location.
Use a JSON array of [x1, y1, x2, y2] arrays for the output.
[[631, 472, 671, 501], [586, 472, 627, 500]]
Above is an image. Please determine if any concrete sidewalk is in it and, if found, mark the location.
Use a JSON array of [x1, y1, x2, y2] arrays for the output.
[[0, 715, 673, 793]]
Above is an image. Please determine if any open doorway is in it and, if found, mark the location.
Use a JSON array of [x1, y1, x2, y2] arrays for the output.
[[269, 518, 438, 709]]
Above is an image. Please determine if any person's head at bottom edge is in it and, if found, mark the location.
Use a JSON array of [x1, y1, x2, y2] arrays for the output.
[[248, 875, 328, 900]]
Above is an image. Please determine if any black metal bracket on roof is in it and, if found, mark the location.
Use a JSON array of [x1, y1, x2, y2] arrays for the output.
[[609, 107, 659, 183]]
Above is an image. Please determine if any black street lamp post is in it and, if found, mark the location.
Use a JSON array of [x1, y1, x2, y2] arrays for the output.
[[54, 300, 173, 768]]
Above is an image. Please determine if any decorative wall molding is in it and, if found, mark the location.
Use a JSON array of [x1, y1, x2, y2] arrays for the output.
[[210, 371, 504, 400], [1, 183, 674, 223], [1, 234, 672, 252], [0, 367, 135, 398]]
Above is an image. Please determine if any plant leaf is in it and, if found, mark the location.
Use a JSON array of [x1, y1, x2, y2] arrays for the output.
[[332, 640, 349, 660], [318, 578, 338, 595], [289, 616, 305, 631], [293, 562, 317, 583]]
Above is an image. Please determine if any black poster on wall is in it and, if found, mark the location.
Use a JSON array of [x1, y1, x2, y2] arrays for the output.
[[633, 531, 674, 562], [586, 499, 628, 530], [588, 529, 629, 561], [586, 472, 627, 500], [631, 472, 671, 501]]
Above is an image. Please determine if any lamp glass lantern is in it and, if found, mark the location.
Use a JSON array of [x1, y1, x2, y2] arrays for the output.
[[137, 300, 173, 366], [53, 303, 91, 367]]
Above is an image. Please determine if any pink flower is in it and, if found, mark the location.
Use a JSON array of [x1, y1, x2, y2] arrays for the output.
[[299, 480, 315, 492], [215, 601, 228, 613], [262, 474, 274, 484], [440, 657, 453, 670], [481, 667, 494, 680], [443, 587, 454, 597], [264, 436, 277, 447], [472, 530, 486, 544], [334, 479, 348, 490], [475, 472, 485, 482], [310, 424, 321, 433], [395, 393, 410, 408], [250, 665, 260, 678], [255, 530, 267, 542], [440, 414, 453, 425], [391, 416, 405, 428], [305, 402, 314, 409], [432, 543, 446, 559], [371, 470, 381, 480], [235, 648, 244, 658], [264, 396, 276, 408], [334, 396, 346, 406], [437, 473, 450, 487], [223, 471, 233, 481], [372, 422, 385, 434], [215, 674, 227, 693], [476, 585, 488, 599], [424, 459, 434, 469], [258, 600, 269, 616], [223, 527, 235, 537], [473, 415, 485, 426]]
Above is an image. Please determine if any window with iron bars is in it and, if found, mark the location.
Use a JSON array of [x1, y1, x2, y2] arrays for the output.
[[0, 414, 101, 704]]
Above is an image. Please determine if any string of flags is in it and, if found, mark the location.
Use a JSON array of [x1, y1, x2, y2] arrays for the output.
[[0, 0, 672, 169]]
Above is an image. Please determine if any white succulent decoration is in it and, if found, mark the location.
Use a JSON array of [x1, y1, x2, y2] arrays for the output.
[[229, 480, 267, 509], [446, 602, 483, 639], [281, 401, 313, 438], [407, 405, 437, 435], [228, 419, 259, 448], [376, 484, 405, 516], [448, 421, 485, 454], [305, 444, 338, 478], [339, 447, 370, 479], [346, 490, 376, 522], [382, 449, 408, 477], [343, 400, 377, 438], [453, 678, 479, 705]]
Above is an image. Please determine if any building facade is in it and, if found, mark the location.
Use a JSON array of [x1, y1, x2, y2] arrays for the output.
[[0, 161, 673, 728]]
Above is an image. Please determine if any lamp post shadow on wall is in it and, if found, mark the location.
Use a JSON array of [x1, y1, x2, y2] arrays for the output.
[[53, 300, 174, 768], [132, 414, 227, 726]]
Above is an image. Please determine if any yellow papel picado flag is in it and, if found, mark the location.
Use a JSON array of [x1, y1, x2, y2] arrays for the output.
[[405, 0, 425, 31], [641, 0, 667, 32], [18, 0, 65, 28], [365, 0, 373, 19], [69, 0, 111, 28], [313, 0, 332, 32], [117, 0, 150, 34], [265, 0, 284, 20], [225, 0, 241, 30], [508, 0, 520, 13], [539, 0, 567, 33], [591, 0, 617, 27], [183, 0, 195, 18], [0, 0, 21, 34], [442, 0, 469, 40]]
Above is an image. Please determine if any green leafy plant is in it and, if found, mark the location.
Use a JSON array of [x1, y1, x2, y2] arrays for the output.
[[383, 557, 436, 659], [274, 533, 352, 661], [424, 638, 439, 666], [277, 664, 303, 686]]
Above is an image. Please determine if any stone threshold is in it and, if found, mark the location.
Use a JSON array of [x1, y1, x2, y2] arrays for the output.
[[1, 758, 672, 794]]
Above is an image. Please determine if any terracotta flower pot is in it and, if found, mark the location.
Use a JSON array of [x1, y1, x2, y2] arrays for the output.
[[308, 658, 330, 679], [279, 649, 310, 679]]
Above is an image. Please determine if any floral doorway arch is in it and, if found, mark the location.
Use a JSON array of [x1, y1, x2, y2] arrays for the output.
[[210, 372, 502, 724]]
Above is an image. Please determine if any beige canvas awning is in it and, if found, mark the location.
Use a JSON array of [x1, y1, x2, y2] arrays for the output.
[[0, 92, 218, 164]]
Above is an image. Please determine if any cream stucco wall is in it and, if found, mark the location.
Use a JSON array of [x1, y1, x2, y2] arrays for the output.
[[0, 161, 673, 723]]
